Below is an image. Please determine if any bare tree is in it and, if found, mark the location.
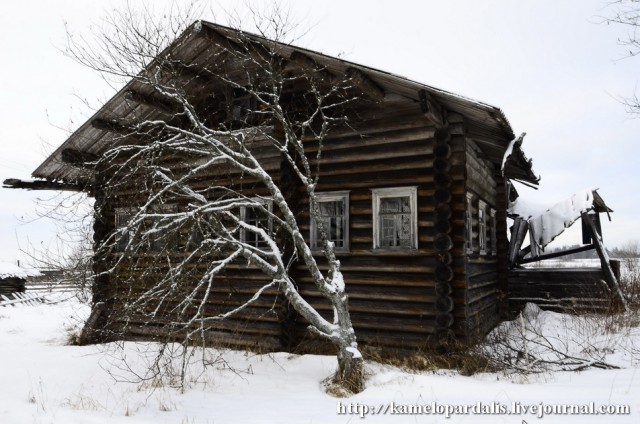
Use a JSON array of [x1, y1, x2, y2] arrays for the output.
[[18, 191, 94, 302], [605, 0, 640, 115], [66, 3, 365, 393]]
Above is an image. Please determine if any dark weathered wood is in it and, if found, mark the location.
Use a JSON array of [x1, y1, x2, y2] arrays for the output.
[[345, 67, 385, 102], [289, 50, 335, 82], [3, 178, 84, 192], [581, 211, 627, 311], [418, 89, 444, 127], [91, 118, 134, 134], [518, 244, 595, 264], [434, 233, 453, 252], [124, 90, 182, 114], [61, 148, 100, 166], [433, 142, 452, 159], [0, 277, 26, 296], [433, 158, 451, 173], [79, 302, 105, 345], [508, 267, 613, 314], [508, 217, 528, 266]]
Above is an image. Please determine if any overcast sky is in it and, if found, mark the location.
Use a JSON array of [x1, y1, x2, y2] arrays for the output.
[[1, 0, 639, 264]]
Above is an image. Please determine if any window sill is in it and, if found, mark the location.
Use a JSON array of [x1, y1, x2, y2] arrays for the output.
[[371, 248, 421, 256], [311, 248, 351, 256]]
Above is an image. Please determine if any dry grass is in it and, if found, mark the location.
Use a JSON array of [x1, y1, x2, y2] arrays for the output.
[[360, 342, 492, 376]]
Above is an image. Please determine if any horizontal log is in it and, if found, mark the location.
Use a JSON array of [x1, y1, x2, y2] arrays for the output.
[[2, 178, 85, 192], [91, 118, 135, 134], [124, 89, 182, 114]]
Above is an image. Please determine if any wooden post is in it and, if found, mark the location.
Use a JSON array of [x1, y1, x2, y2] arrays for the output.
[[508, 217, 528, 266], [581, 212, 627, 311]]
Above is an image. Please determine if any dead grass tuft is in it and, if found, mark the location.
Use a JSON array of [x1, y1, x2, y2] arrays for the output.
[[360, 342, 492, 376]]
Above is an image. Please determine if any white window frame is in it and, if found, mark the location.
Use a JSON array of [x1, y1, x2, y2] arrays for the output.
[[114, 207, 136, 252], [148, 203, 179, 253], [490, 208, 497, 256], [240, 198, 273, 249], [465, 193, 474, 254], [371, 186, 418, 250], [478, 200, 487, 255], [311, 191, 350, 253], [114, 204, 179, 253]]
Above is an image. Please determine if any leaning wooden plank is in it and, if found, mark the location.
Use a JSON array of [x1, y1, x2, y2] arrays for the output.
[[581, 212, 627, 311], [508, 217, 528, 265], [79, 302, 106, 345]]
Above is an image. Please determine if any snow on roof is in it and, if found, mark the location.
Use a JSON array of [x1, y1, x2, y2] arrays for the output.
[[0, 262, 41, 279], [501, 132, 525, 173], [508, 188, 599, 249]]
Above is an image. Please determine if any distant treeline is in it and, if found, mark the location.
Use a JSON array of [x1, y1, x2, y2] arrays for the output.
[[545, 242, 640, 260]]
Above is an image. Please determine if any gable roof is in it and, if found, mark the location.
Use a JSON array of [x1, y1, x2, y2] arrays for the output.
[[31, 21, 538, 186]]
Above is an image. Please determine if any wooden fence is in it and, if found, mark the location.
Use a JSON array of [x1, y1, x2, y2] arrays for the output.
[[0, 292, 47, 307]]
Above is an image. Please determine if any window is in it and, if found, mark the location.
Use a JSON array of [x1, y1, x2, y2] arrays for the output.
[[114, 207, 136, 251], [152, 204, 180, 253], [114, 204, 178, 253], [227, 86, 257, 124], [371, 187, 418, 250], [490, 208, 497, 256], [478, 200, 487, 255], [311, 191, 349, 252], [465, 193, 474, 253], [240, 199, 273, 249]]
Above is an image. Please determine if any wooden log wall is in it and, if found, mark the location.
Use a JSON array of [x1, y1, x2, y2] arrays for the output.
[[286, 98, 445, 351], [508, 268, 612, 314], [447, 115, 474, 341], [430, 125, 455, 347], [0, 278, 26, 296], [90, 91, 510, 353], [456, 132, 503, 342], [93, 134, 286, 351]]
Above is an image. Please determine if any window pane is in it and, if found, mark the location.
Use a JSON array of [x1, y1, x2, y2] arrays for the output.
[[315, 199, 346, 248], [115, 209, 135, 251], [244, 205, 271, 248], [379, 196, 412, 247]]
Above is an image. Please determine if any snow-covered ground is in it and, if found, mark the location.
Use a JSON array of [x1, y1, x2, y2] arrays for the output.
[[1, 293, 638, 423]]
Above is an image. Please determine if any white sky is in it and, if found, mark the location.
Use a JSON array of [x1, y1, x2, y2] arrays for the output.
[[1, 0, 639, 264]]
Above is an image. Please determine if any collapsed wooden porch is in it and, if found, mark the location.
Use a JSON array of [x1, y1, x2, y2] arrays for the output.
[[506, 189, 626, 315], [508, 265, 621, 314]]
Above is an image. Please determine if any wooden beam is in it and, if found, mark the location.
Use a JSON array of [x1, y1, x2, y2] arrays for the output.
[[91, 118, 135, 134], [345, 67, 385, 103], [125, 90, 182, 114], [3, 178, 84, 192], [508, 217, 528, 266], [418, 89, 444, 127], [61, 148, 99, 166], [197, 25, 244, 54], [581, 211, 627, 311], [197, 25, 274, 66], [165, 61, 217, 87], [289, 51, 335, 83], [518, 244, 595, 264]]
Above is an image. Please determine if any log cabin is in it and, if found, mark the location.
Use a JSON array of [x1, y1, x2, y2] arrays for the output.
[[0, 262, 38, 298], [4, 22, 544, 353]]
